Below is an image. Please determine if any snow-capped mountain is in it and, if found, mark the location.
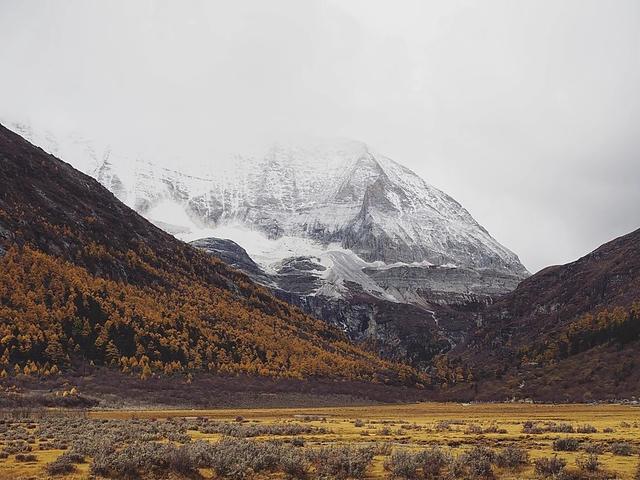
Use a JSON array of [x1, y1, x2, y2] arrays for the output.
[[6, 119, 529, 366], [9, 121, 526, 270]]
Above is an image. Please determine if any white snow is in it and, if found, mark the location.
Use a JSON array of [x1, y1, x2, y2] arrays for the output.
[[189, 222, 397, 301], [6, 119, 528, 305]]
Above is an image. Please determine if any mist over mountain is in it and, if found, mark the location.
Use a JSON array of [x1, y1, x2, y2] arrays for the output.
[[0, 122, 428, 392], [8, 120, 532, 368], [2, 9, 640, 480]]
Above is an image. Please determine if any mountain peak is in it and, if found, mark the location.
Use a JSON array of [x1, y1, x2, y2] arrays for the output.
[[3, 120, 528, 280]]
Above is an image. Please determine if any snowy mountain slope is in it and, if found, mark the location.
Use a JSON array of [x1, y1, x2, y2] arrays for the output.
[[5, 120, 529, 303], [8, 120, 527, 277], [6, 119, 529, 367]]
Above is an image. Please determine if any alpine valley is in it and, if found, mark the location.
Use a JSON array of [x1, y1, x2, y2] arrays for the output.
[[0, 121, 638, 403], [0, 122, 431, 407], [3, 4, 640, 479], [7, 120, 529, 369]]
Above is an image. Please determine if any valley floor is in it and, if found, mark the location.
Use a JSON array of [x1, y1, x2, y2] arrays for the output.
[[1, 402, 639, 479]]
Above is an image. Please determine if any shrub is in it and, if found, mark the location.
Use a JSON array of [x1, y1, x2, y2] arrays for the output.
[[71, 437, 115, 457], [309, 446, 373, 480], [57, 451, 85, 464], [534, 456, 567, 478], [183, 440, 216, 469], [417, 447, 450, 479], [279, 449, 308, 479], [299, 415, 326, 423], [576, 425, 597, 434], [495, 446, 529, 470], [556, 471, 592, 480], [166, 445, 198, 475], [3, 440, 32, 454], [354, 419, 365, 428], [91, 442, 200, 479], [384, 450, 420, 479], [45, 456, 77, 475], [449, 457, 467, 478], [548, 423, 575, 433], [435, 421, 452, 431], [610, 442, 633, 456], [373, 442, 393, 456], [583, 443, 605, 454], [460, 446, 495, 478], [523, 421, 544, 434], [465, 423, 504, 435], [524, 422, 576, 434], [576, 453, 599, 472], [188, 438, 309, 479], [475, 424, 507, 434], [554, 438, 580, 452], [466, 424, 483, 434], [400, 423, 422, 431], [198, 421, 324, 438], [91, 442, 154, 478], [167, 431, 191, 443], [205, 438, 269, 478], [245, 442, 284, 473], [14, 453, 37, 462]]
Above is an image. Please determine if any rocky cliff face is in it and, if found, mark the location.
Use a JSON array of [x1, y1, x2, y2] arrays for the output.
[[6, 120, 529, 367], [191, 237, 453, 369]]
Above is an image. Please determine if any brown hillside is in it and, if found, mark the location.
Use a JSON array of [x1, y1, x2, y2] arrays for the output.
[[0, 124, 422, 386], [453, 228, 640, 401]]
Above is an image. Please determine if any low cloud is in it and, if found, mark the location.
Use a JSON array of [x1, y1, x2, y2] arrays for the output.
[[1, 0, 638, 272]]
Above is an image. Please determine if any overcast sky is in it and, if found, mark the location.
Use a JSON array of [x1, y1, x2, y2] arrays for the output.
[[1, 0, 639, 273]]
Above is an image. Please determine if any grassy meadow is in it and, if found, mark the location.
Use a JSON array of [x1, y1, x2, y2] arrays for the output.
[[0, 402, 639, 479]]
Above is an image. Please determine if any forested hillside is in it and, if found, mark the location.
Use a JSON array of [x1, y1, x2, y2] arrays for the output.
[[451, 228, 640, 401], [0, 124, 422, 386]]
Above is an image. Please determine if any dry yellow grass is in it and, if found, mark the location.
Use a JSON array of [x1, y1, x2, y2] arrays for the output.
[[0, 448, 89, 479], [2, 402, 639, 479]]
